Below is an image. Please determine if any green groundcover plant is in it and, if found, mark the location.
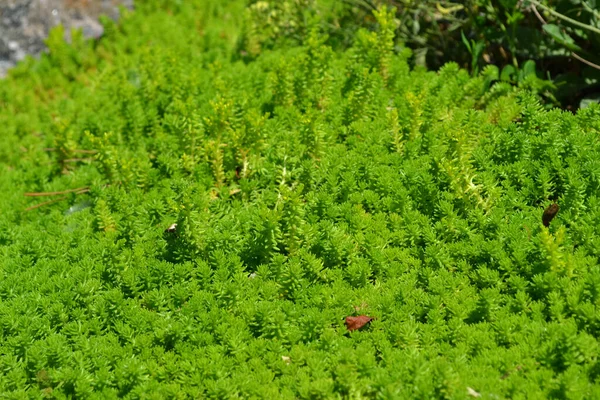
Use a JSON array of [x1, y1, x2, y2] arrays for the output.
[[1, 1, 600, 398], [238, 0, 600, 109]]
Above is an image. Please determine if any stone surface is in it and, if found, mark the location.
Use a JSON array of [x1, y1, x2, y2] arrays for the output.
[[0, 0, 133, 76]]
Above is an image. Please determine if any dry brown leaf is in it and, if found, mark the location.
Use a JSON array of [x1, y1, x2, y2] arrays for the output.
[[542, 203, 559, 227], [345, 315, 374, 332]]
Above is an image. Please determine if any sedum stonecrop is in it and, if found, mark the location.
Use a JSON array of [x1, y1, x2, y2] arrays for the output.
[[1, 0, 600, 398]]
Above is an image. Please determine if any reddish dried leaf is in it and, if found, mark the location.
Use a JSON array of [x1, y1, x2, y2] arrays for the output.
[[345, 315, 374, 332], [542, 203, 559, 227]]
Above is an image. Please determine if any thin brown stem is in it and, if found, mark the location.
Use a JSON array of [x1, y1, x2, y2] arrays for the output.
[[25, 188, 90, 211], [530, 3, 547, 24], [62, 158, 95, 163], [73, 149, 97, 154], [43, 148, 97, 153], [25, 196, 68, 211], [570, 52, 600, 70], [24, 186, 89, 197]]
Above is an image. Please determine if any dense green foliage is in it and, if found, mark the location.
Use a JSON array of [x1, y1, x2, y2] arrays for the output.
[[381, 0, 600, 107], [1, 1, 600, 398], [239, 0, 600, 107]]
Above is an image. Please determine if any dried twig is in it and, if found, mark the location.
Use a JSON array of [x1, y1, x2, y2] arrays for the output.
[[569, 52, 600, 71], [24, 186, 90, 197], [73, 149, 98, 154], [25, 188, 90, 211], [43, 148, 97, 154], [25, 196, 69, 211], [62, 158, 95, 163]]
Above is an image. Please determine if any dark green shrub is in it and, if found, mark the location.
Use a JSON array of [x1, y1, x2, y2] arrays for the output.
[[237, 0, 600, 108]]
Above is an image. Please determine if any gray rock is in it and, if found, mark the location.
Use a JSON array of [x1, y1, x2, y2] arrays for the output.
[[0, 0, 133, 77]]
